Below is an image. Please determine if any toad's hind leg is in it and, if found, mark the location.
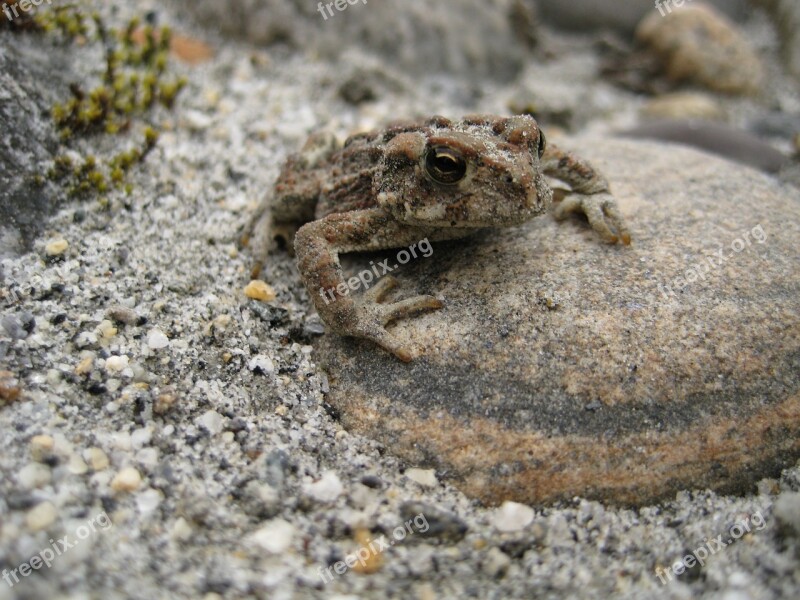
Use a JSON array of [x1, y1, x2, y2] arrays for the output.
[[244, 132, 339, 267]]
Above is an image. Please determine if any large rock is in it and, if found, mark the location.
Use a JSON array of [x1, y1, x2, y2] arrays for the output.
[[0, 34, 71, 258], [636, 3, 763, 95], [316, 137, 800, 507], [183, 0, 530, 83], [535, 0, 748, 34]]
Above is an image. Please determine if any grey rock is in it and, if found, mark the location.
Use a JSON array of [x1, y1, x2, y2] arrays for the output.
[[317, 138, 800, 507], [0, 33, 77, 258], [536, 0, 749, 34], [1, 313, 32, 340], [619, 120, 788, 173], [183, 0, 529, 83]]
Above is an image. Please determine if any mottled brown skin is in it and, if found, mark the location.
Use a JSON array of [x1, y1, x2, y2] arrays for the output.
[[263, 114, 631, 361]]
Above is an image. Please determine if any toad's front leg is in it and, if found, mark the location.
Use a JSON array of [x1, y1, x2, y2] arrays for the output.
[[294, 209, 442, 362], [543, 144, 631, 245]]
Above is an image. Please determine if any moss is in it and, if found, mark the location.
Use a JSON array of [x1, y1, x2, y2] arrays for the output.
[[25, 5, 187, 198]]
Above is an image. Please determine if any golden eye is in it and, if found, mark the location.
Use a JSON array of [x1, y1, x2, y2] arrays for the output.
[[425, 145, 467, 184], [537, 130, 547, 159]]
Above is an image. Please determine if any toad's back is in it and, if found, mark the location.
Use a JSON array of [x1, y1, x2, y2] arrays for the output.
[[271, 130, 386, 224]]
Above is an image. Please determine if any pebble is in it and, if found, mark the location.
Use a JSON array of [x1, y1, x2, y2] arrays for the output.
[[247, 355, 274, 375], [30, 434, 55, 461], [184, 109, 213, 131], [26, 501, 58, 531], [774, 491, 800, 537], [172, 517, 193, 542], [45, 238, 69, 256], [244, 280, 276, 302], [2, 313, 34, 340], [303, 471, 344, 504], [75, 332, 99, 349], [18, 462, 52, 489], [249, 519, 295, 554], [105, 355, 130, 373], [641, 92, 726, 121], [481, 546, 512, 577], [136, 488, 164, 514], [494, 502, 535, 533], [405, 468, 438, 488], [0, 371, 21, 403], [111, 467, 143, 492], [108, 306, 139, 325], [85, 447, 110, 471], [67, 454, 89, 475], [197, 410, 224, 435], [147, 329, 170, 350], [74, 355, 95, 375], [131, 427, 153, 449], [154, 392, 177, 414]]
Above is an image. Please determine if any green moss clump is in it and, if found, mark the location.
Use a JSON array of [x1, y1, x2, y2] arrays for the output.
[[27, 6, 189, 198]]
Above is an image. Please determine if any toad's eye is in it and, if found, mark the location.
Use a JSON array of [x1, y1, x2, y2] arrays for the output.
[[424, 146, 467, 184], [537, 130, 547, 159]]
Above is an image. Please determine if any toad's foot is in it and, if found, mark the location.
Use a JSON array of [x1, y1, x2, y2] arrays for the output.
[[552, 192, 631, 245], [352, 276, 443, 362]]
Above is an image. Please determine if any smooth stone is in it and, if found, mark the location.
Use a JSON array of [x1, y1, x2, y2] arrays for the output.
[[316, 137, 800, 507], [640, 92, 726, 122], [636, 4, 763, 95], [536, 0, 748, 34], [619, 120, 788, 173]]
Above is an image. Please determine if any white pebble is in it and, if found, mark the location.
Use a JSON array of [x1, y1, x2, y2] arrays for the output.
[[172, 517, 193, 542], [304, 471, 344, 503], [147, 329, 170, 350], [27, 502, 58, 531], [45, 239, 69, 256], [249, 519, 295, 554], [84, 447, 110, 471], [131, 427, 153, 449], [405, 468, 438, 488], [198, 410, 224, 435], [105, 355, 129, 373], [67, 454, 89, 475], [247, 355, 274, 374], [494, 501, 535, 533], [18, 463, 51, 489], [29, 435, 55, 462], [136, 447, 159, 467], [184, 109, 213, 131], [136, 488, 163, 514], [111, 467, 142, 492]]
